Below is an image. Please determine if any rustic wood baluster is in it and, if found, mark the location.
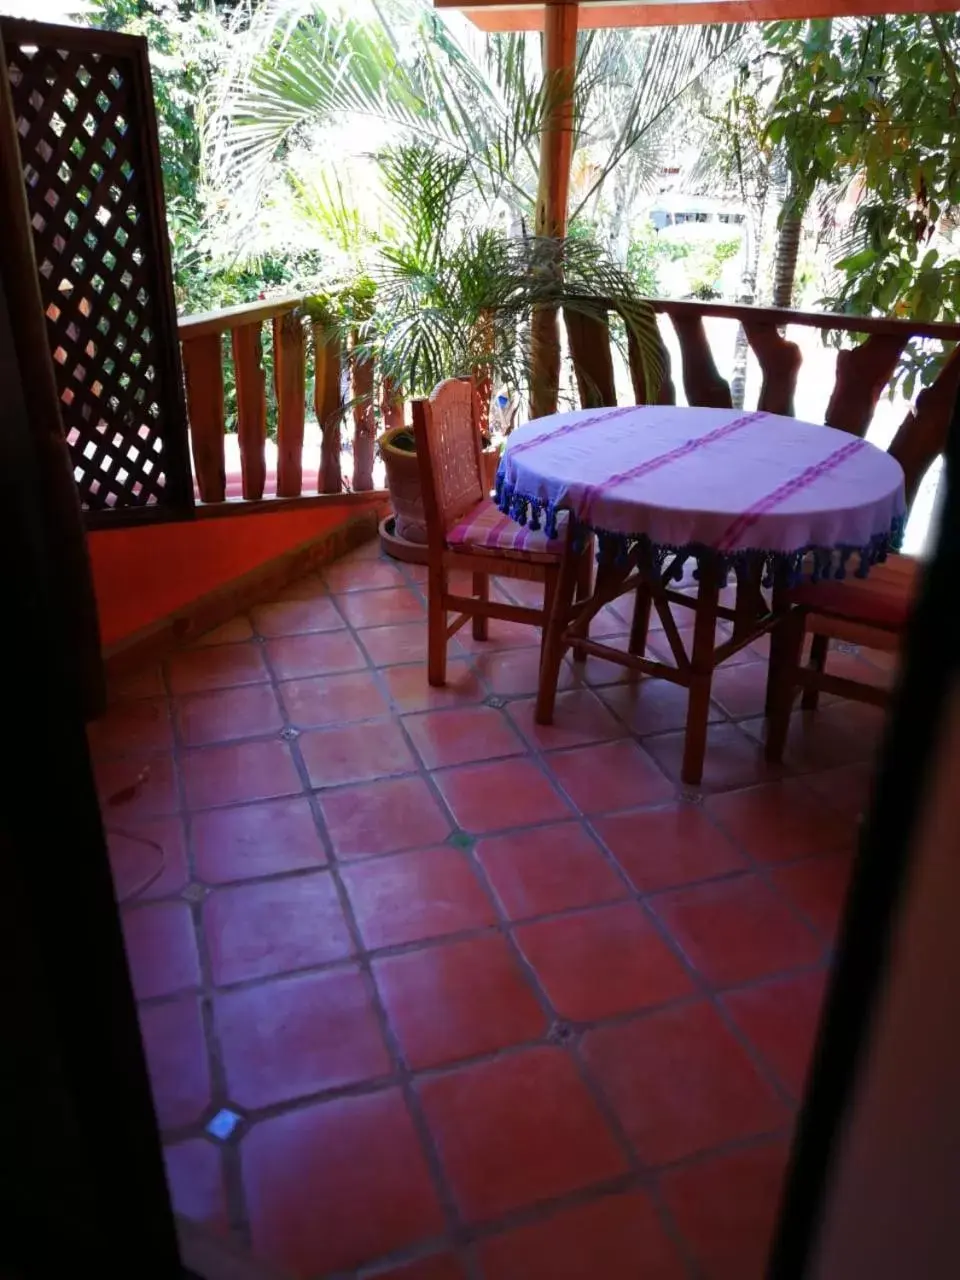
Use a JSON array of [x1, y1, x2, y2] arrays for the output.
[[350, 329, 376, 492], [824, 333, 909, 437], [181, 333, 226, 502], [742, 322, 803, 416], [564, 308, 617, 408], [380, 376, 404, 431], [888, 345, 960, 506], [273, 312, 306, 498], [628, 320, 675, 406], [231, 322, 267, 499], [669, 313, 733, 408], [313, 320, 343, 494]]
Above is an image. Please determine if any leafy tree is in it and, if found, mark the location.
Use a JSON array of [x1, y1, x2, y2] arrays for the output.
[[764, 13, 960, 368]]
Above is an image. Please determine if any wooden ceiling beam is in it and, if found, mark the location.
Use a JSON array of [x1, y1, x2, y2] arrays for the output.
[[437, 0, 960, 33]]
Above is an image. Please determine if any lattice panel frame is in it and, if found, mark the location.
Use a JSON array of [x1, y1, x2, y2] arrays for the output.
[[1, 19, 192, 522]]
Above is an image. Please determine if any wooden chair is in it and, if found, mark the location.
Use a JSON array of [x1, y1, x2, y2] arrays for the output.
[[413, 378, 588, 687], [764, 361, 960, 761]]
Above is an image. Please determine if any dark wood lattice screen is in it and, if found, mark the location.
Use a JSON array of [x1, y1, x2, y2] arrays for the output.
[[1, 20, 192, 521]]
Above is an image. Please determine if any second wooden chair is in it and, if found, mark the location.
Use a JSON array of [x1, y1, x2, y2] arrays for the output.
[[413, 379, 588, 686]]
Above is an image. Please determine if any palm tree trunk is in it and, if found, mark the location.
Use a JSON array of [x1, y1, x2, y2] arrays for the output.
[[771, 203, 804, 310], [730, 209, 762, 409]]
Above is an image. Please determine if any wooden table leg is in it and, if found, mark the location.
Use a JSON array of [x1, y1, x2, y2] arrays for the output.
[[536, 526, 581, 724], [681, 558, 722, 786]]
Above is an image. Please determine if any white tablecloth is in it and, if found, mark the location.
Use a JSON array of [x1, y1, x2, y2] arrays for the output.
[[497, 406, 906, 581]]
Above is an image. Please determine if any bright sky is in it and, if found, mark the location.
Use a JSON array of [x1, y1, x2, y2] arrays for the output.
[[0, 0, 91, 19]]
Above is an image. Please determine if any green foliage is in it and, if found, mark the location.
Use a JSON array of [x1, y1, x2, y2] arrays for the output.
[[762, 15, 960, 387], [625, 227, 660, 297]]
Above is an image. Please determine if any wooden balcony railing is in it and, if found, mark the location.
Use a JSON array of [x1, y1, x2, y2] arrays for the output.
[[178, 293, 960, 518], [177, 296, 386, 511], [574, 298, 960, 506]]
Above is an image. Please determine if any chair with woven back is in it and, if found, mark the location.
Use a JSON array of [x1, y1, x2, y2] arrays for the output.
[[413, 378, 589, 686], [764, 355, 960, 761]]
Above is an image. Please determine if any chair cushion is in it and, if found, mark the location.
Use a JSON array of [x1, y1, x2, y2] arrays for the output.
[[787, 554, 920, 630], [446, 498, 565, 557]]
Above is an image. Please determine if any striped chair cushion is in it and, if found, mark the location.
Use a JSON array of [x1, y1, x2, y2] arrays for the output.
[[788, 554, 919, 630], [446, 499, 565, 557]]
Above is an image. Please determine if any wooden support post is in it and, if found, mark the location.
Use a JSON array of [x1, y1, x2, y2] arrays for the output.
[[313, 321, 343, 495], [231, 322, 267, 500], [531, 1, 578, 420], [350, 328, 376, 492], [273, 313, 306, 498], [181, 332, 226, 503]]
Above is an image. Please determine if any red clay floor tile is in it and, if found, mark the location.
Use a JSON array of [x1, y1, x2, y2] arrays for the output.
[[323, 557, 406, 593], [722, 969, 828, 1099], [95, 751, 180, 819], [215, 967, 391, 1109], [299, 720, 416, 788], [375, 1254, 467, 1280], [405, 706, 525, 769], [649, 874, 823, 988], [507, 689, 628, 752], [739, 701, 886, 774], [359, 621, 437, 667], [642, 721, 783, 793], [191, 797, 327, 883], [338, 586, 426, 628], [382, 659, 485, 712], [474, 822, 627, 919], [175, 684, 284, 747], [593, 803, 746, 893], [342, 847, 496, 950], [181, 739, 302, 810], [545, 739, 675, 815], [799, 761, 875, 825], [708, 661, 771, 720], [659, 1140, 790, 1280], [705, 777, 854, 863], [122, 901, 200, 1000], [107, 815, 189, 901], [250, 596, 345, 638], [374, 934, 545, 1069], [108, 662, 165, 701], [278, 670, 390, 727], [264, 629, 367, 680], [163, 1139, 229, 1235], [274, 572, 329, 601], [433, 759, 571, 833], [88, 696, 173, 754], [319, 776, 451, 859], [470, 646, 576, 697], [581, 1001, 789, 1166], [166, 643, 268, 695], [476, 1189, 687, 1280], [139, 996, 211, 1129], [203, 871, 354, 986], [417, 1046, 627, 1224], [458, 615, 547, 652], [772, 851, 854, 938], [242, 1088, 444, 1276], [515, 902, 693, 1021], [187, 615, 255, 647], [598, 678, 722, 735]]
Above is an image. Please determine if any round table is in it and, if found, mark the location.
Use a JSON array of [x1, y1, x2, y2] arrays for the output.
[[496, 405, 906, 784]]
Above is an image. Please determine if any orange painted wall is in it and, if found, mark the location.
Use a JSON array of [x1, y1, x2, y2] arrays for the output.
[[89, 499, 382, 648]]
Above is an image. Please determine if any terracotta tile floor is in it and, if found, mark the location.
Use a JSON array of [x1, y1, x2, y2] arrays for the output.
[[94, 538, 892, 1280]]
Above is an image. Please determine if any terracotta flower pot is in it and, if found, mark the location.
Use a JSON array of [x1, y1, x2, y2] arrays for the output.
[[379, 425, 427, 544]]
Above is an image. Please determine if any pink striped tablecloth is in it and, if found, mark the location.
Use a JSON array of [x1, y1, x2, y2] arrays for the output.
[[496, 406, 906, 580]]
